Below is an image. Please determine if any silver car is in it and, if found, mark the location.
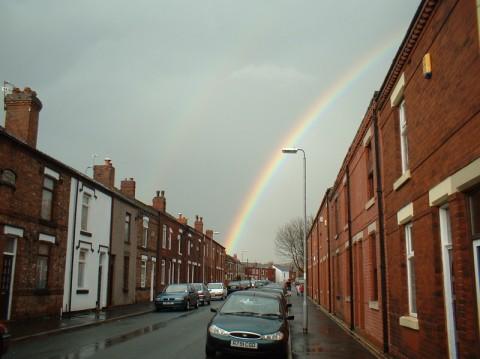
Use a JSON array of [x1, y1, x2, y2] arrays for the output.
[[207, 282, 227, 300]]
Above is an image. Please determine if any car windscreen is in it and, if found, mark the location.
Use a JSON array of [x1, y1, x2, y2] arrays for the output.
[[220, 295, 281, 316], [208, 283, 223, 289], [192, 283, 203, 290], [165, 284, 188, 293]]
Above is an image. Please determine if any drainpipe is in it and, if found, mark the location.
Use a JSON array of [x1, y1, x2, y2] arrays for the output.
[[326, 189, 332, 313], [373, 99, 389, 353], [106, 196, 114, 307], [68, 178, 80, 313], [346, 168, 354, 331]]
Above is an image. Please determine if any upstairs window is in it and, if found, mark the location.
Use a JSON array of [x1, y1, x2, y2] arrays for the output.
[[162, 225, 167, 249], [81, 193, 91, 232], [125, 213, 131, 243], [178, 234, 182, 255], [41, 177, 55, 221], [0, 169, 16, 187], [399, 100, 409, 174], [142, 217, 149, 248], [366, 143, 374, 200], [168, 229, 172, 250]]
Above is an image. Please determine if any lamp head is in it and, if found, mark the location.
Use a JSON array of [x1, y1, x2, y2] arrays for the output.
[[282, 148, 298, 154]]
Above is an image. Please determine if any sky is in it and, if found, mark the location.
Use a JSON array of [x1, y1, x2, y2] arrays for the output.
[[0, 0, 420, 263]]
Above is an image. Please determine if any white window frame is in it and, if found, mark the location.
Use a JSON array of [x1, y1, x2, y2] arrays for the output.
[[161, 259, 166, 285], [168, 229, 172, 250], [78, 249, 88, 288], [140, 259, 147, 288], [162, 225, 167, 249], [81, 193, 91, 232], [399, 99, 409, 174], [405, 223, 417, 316], [178, 234, 182, 255]]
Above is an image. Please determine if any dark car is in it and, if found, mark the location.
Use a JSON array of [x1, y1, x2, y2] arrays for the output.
[[0, 322, 9, 357], [206, 291, 293, 359], [155, 283, 199, 311], [192, 283, 211, 306], [227, 281, 243, 295]]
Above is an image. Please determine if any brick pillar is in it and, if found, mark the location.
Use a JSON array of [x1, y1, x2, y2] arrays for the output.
[[4, 87, 42, 148]]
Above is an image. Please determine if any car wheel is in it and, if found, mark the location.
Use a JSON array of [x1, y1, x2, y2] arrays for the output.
[[186, 301, 191, 311], [205, 346, 215, 358], [195, 300, 199, 309]]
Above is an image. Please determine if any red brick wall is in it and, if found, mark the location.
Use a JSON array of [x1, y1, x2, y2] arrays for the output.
[[0, 134, 70, 319]]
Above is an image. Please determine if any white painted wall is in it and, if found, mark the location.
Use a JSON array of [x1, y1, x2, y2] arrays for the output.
[[273, 266, 289, 283], [63, 178, 111, 312]]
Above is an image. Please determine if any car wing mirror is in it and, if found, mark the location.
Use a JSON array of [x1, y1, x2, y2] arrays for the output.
[[210, 308, 218, 313], [287, 315, 294, 320]]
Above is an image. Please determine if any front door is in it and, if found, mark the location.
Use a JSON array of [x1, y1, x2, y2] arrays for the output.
[[150, 262, 156, 301], [0, 255, 13, 319]]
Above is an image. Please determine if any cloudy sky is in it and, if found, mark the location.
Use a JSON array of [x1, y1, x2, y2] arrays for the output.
[[1, 0, 419, 263]]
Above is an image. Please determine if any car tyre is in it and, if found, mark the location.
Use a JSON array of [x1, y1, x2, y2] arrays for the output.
[[195, 300, 199, 309], [205, 346, 215, 358], [186, 300, 191, 311]]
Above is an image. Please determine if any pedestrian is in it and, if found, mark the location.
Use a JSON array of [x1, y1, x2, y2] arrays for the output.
[[299, 283, 304, 296]]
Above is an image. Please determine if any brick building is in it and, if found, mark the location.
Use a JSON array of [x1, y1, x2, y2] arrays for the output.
[[244, 263, 275, 282], [306, 0, 480, 357]]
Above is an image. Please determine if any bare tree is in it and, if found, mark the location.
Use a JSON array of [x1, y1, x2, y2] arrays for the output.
[[275, 216, 313, 274]]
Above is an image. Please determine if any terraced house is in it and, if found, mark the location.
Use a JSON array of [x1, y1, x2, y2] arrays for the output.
[[307, 0, 480, 357]]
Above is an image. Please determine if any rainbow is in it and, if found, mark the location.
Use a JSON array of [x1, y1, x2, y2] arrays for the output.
[[225, 32, 403, 254]]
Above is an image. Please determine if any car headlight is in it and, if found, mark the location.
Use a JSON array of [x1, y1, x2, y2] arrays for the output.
[[261, 331, 284, 341], [208, 325, 230, 336]]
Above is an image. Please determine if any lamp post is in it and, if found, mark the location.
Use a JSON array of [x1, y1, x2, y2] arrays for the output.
[[282, 147, 308, 334]]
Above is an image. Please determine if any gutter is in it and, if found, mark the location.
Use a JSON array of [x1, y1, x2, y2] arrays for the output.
[[68, 178, 79, 312]]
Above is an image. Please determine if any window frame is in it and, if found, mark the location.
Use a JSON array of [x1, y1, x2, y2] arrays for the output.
[[36, 244, 50, 289], [405, 222, 417, 316], [140, 259, 147, 288], [41, 176, 55, 221], [142, 217, 149, 248], [81, 193, 91, 232], [399, 99, 409, 174], [162, 225, 167, 249], [125, 213, 131, 243], [161, 259, 166, 285], [78, 249, 88, 289]]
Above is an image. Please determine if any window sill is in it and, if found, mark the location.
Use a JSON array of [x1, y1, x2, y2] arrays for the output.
[[365, 198, 375, 210], [399, 315, 419, 330], [76, 289, 89, 295], [80, 230, 92, 237], [368, 301, 379, 310], [393, 170, 411, 191]]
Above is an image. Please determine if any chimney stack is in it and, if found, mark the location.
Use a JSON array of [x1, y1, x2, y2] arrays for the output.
[[206, 229, 214, 239], [120, 178, 136, 198], [93, 158, 115, 187], [4, 87, 43, 148], [177, 213, 188, 225], [153, 190, 166, 212], [194, 215, 204, 233]]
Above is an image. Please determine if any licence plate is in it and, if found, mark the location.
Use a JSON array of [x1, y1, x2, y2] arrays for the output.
[[163, 302, 174, 305], [230, 340, 258, 349]]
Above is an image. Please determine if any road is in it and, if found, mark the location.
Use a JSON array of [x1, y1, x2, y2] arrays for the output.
[[5, 301, 223, 359]]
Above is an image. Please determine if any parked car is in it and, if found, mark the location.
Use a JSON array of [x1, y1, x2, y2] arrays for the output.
[[206, 291, 293, 359], [240, 280, 252, 289], [154, 283, 199, 311], [0, 322, 9, 357], [207, 282, 227, 300], [192, 283, 211, 306], [226, 281, 243, 295]]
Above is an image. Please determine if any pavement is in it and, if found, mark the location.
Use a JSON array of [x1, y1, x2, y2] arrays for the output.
[[7, 301, 155, 342], [289, 290, 379, 358]]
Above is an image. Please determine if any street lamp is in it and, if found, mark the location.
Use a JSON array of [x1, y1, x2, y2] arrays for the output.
[[282, 147, 308, 334]]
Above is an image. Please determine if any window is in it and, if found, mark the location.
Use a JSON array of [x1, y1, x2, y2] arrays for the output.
[[366, 143, 374, 199], [405, 223, 417, 316], [162, 225, 167, 249], [78, 249, 87, 288], [36, 244, 49, 289], [187, 240, 191, 256], [334, 197, 339, 236], [143, 217, 149, 248], [161, 259, 166, 285], [399, 100, 409, 174], [370, 235, 378, 301], [123, 256, 129, 291], [1, 169, 16, 187], [140, 260, 147, 288], [41, 177, 55, 221], [178, 234, 182, 255], [168, 229, 172, 250], [125, 213, 131, 243], [81, 193, 91, 231]]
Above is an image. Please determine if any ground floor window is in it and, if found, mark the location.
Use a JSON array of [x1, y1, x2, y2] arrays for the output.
[[36, 244, 49, 289], [161, 260, 166, 285], [78, 249, 87, 288], [140, 260, 147, 288]]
